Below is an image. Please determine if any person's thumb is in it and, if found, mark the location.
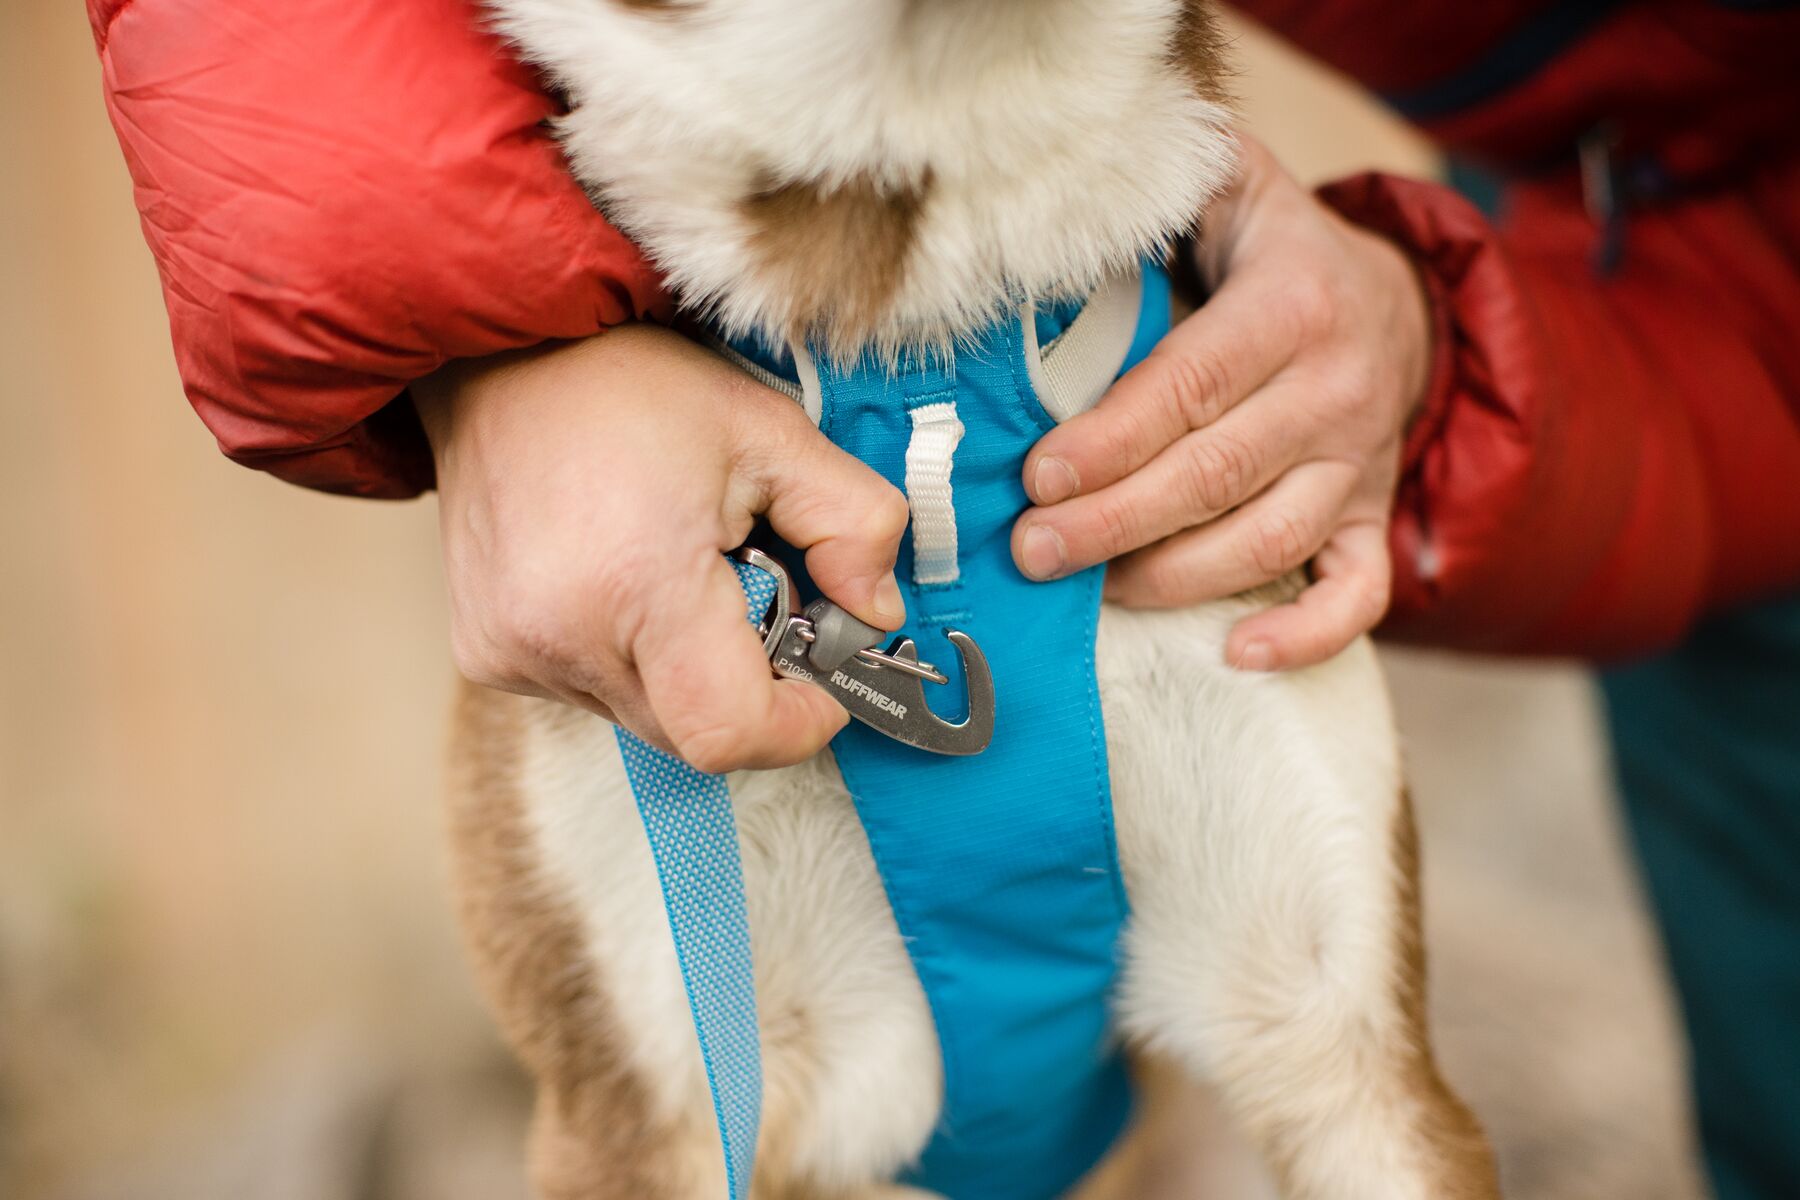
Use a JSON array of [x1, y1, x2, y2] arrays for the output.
[[739, 404, 910, 630]]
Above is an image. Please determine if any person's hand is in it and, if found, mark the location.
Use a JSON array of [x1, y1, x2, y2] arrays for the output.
[[1012, 133, 1433, 670], [415, 326, 910, 772]]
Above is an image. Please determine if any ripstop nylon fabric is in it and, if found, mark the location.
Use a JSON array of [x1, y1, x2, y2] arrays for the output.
[[812, 267, 1169, 1198]]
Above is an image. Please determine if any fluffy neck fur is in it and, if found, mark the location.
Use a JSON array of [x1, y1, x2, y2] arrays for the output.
[[492, 0, 1237, 359]]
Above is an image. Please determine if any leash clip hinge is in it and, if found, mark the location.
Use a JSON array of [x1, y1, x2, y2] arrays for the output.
[[733, 547, 995, 756]]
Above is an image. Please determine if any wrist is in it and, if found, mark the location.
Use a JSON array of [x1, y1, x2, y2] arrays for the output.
[[411, 369, 457, 460], [412, 353, 504, 474], [412, 340, 586, 483], [1348, 221, 1435, 426]]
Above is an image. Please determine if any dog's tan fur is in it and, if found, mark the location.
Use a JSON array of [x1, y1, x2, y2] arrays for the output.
[[1389, 796, 1499, 1198], [1170, 0, 1235, 103], [449, 686, 700, 1199], [740, 171, 933, 356]]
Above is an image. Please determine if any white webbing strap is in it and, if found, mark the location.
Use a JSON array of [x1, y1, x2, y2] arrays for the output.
[[789, 269, 1142, 592], [904, 400, 966, 585], [1023, 266, 1145, 423]]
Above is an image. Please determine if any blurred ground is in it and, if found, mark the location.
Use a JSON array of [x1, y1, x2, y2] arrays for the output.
[[1, 5, 1704, 1199]]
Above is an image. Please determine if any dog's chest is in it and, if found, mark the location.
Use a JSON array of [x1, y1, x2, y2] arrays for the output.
[[513, 595, 1261, 1165]]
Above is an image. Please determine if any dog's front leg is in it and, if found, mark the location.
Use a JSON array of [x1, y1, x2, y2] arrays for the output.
[[1101, 605, 1500, 1200]]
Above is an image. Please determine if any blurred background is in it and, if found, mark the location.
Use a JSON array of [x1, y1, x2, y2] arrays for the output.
[[1, 5, 1705, 1198]]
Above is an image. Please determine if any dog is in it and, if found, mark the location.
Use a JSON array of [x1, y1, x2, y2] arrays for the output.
[[447, 2, 1500, 1196]]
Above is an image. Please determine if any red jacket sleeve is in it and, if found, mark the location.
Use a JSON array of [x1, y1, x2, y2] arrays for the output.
[[1322, 160, 1800, 660], [89, 0, 669, 497]]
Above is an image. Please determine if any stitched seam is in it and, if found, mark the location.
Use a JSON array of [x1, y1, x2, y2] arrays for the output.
[[1008, 315, 1062, 435], [831, 752, 964, 1161], [1007, 324, 1128, 921], [1081, 566, 1129, 921]]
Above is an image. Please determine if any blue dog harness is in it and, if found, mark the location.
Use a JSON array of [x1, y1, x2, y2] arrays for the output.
[[617, 263, 1171, 1199]]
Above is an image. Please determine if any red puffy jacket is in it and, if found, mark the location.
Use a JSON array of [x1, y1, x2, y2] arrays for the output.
[[90, 0, 1800, 659]]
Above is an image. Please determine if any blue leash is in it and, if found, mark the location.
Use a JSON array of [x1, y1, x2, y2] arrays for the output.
[[613, 557, 778, 1200]]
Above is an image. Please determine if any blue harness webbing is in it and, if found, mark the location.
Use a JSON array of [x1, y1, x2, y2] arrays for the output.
[[613, 559, 779, 1200], [816, 315, 1131, 1199], [617, 266, 1171, 1200]]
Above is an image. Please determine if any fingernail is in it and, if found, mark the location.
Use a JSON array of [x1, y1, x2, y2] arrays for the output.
[[1234, 640, 1274, 672], [872, 573, 905, 625], [1020, 524, 1067, 581], [1033, 457, 1079, 505]]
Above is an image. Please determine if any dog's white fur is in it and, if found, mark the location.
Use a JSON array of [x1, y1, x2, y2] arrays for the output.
[[460, 2, 1496, 1196], [490, 0, 1236, 352]]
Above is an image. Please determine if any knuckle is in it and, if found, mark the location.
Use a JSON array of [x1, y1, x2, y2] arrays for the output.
[[1354, 569, 1393, 628], [587, 551, 659, 643], [1093, 496, 1143, 557], [1285, 272, 1338, 336], [449, 630, 509, 691], [1182, 433, 1257, 514], [490, 584, 565, 665], [1242, 508, 1313, 578], [1320, 363, 1378, 421], [490, 551, 647, 672], [1154, 347, 1233, 430], [863, 483, 912, 544], [673, 721, 754, 775], [1092, 405, 1152, 470]]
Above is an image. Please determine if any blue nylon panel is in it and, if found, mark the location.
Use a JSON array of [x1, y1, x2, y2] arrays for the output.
[[810, 271, 1168, 1198], [614, 263, 1174, 1200], [1127, 262, 1172, 371]]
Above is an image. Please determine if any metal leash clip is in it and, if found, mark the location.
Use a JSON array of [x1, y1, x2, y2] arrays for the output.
[[734, 547, 994, 756]]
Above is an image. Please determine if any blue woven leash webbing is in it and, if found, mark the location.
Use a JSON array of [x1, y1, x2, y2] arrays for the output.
[[613, 557, 778, 1200]]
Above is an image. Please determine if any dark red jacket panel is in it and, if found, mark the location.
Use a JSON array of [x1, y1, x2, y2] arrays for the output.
[[1248, 0, 1800, 657]]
